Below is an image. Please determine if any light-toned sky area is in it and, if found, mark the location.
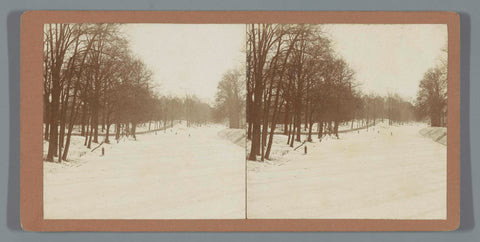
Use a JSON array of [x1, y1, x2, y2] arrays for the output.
[[123, 24, 446, 104], [122, 24, 246, 104], [324, 24, 447, 101]]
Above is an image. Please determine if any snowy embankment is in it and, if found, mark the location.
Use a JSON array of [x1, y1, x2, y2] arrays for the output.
[[42, 121, 176, 163], [273, 119, 378, 135], [62, 121, 176, 137], [217, 128, 246, 147], [44, 123, 245, 219], [419, 127, 447, 146], [247, 121, 447, 219]]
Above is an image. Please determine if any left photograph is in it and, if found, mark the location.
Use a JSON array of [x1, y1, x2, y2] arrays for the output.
[[42, 24, 247, 219]]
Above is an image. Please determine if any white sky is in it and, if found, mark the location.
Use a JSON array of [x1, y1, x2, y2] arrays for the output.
[[123, 24, 447, 104], [122, 24, 246, 104], [324, 24, 447, 101]]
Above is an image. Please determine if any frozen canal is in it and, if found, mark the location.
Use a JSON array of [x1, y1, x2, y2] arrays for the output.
[[247, 121, 447, 219], [44, 124, 246, 219]]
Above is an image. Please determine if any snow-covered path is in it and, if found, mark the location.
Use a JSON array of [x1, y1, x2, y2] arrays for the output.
[[247, 122, 446, 219], [44, 124, 246, 219]]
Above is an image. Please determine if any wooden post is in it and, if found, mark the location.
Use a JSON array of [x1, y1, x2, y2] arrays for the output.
[[304, 145, 307, 154], [102, 147, 105, 156]]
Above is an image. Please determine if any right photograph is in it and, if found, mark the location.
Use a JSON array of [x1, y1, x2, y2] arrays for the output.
[[246, 24, 448, 219]]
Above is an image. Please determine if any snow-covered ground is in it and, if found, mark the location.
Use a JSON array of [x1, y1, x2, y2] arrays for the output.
[[247, 121, 447, 219], [44, 123, 246, 219], [45, 121, 170, 138], [44, 120, 446, 219], [420, 126, 447, 145], [217, 128, 246, 147], [273, 119, 376, 134]]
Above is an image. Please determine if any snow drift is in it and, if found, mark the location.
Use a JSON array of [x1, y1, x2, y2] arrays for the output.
[[419, 127, 447, 145], [217, 128, 246, 147]]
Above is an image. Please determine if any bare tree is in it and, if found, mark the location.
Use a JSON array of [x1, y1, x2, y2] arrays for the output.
[[246, 24, 283, 161], [44, 24, 84, 162], [215, 69, 245, 129], [415, 66, 447, 127], [44, 23, 160, 162]]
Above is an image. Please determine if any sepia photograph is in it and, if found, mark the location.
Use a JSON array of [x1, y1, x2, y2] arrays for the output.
[[20, 10, 461, 231], [42, 23, 247, 219], [40, 21, 450, 221], [246, 24, 448, 219]]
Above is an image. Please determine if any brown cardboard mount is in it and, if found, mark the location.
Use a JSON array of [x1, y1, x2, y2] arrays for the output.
[[20, 11, 460, 232]]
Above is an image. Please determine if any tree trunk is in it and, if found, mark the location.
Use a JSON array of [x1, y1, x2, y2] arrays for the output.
[[290, 116, 296, 148], [287, 117, 293, 145], [105, 123, 111, 143], [58, 88, 70, 152], [261, 90, 273, 161], [265, 99, 284, 160], [132, 121, 137, 140], [304, 103, 309, 131], [246, 90, 253, 140], [307, 116, 314, 142], [81, 103, 87, 136], [92, 104, 99, 143], [101, 102, 106, 132], [248, 80, 262, 161], [229, 108, 240, 129], [318, 121, 323, 139], [46, 78, 60, 161], [334, 120, 339, 138], [84, 117, 90, 146], [283, 103, 289, 135], [295, 98, 302, 142], [44, 96, 50, 141], [105, 110, 111, 143], [115, 122, 120, 140], [62, 94, 81, 160], [87, 118, 93, 149], [430, 111, 441, 127], [60, 82, 79, 161]]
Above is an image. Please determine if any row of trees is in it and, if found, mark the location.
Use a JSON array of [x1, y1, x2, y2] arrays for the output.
[[246, 24, 354, 161], [44, 23, 156, 162], [214, 69, 246, 129], [354, 93, 415, 128], [415, 47, 448, 127], [43, 23, 216, 163], [44, 23, 425, 163], [149, 95, 214, 129], [245, 24, 416, 161]]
